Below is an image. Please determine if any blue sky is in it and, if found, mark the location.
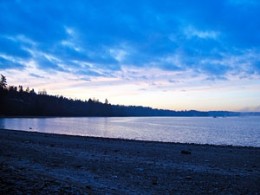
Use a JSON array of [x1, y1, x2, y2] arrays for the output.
[[0, 0, 260, 111]]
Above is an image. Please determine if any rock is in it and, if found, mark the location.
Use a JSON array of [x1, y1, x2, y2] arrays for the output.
[[181, 150, 191, 155], [136, 167, 144, 172], [185, 176, 192, 180], [151, 176, 158, 185], [86, 185, 92, 191], [74, 164, 82, 169]]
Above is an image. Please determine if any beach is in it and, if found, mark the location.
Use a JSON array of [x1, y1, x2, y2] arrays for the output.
[[0, 129, 259, 194]]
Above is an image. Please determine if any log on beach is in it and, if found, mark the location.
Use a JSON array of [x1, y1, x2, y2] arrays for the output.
[[0, 129, 259, 194]]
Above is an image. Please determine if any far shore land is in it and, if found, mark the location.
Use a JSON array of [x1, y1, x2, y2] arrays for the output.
[[0, 129, 259, 194]]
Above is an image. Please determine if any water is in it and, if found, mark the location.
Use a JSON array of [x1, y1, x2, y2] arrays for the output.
[[0, 117, 259, 147]]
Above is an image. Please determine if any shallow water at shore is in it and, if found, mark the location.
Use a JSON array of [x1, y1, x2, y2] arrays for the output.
[[1, 116, 259, 147]]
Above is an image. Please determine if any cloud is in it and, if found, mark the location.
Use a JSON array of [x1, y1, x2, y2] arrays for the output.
[[0, 36, 31, 58], [0, 55, 24, 70], [29, 73, 46, 79], [0, 0, 260, 83], [184, 26, 219, 40]]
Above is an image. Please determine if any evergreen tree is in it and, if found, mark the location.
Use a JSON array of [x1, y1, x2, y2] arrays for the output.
[[0, 74, 7, 89]]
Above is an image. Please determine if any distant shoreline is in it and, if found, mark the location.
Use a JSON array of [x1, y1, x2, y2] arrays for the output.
[[1, 114, 259, 118], [3, 84, 260, 117]]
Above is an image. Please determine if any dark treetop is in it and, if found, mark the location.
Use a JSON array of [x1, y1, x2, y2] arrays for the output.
[[0, 75, 258, 117]]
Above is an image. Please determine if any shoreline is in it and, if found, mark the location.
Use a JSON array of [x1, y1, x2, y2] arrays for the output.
[[1, 128, 259, 194], [1, 128, 259, 149], [1, 115, 256, 118]]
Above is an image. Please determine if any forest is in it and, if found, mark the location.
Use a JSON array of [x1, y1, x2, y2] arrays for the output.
[[0, 74, 244, 117]]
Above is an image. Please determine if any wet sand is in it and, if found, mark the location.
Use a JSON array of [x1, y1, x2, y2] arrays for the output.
[[0, 129, 259, 194]]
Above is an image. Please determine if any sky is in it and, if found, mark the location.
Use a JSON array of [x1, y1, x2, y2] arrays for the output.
[[0, 0, 260, 111]]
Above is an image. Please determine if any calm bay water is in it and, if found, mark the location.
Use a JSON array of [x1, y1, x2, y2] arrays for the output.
[[0, 117, 259, 147]]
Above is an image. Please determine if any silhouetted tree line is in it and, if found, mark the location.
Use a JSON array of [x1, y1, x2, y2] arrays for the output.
[[0, 74, 251, 117]]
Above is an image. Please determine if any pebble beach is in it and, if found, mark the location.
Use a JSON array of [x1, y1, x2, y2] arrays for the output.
[[0, 129, 259, 194]]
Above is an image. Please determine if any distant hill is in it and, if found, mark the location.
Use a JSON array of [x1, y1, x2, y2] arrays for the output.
[[0, 78, 259, 117]]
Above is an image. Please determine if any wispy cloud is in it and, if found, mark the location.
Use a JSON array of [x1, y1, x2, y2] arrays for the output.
[[184, 26, 220, 40]]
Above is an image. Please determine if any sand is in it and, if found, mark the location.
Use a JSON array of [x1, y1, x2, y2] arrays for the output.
[[0, 128, 259, 194]]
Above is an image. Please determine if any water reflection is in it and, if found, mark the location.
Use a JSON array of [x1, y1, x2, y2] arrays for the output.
[[0, 118, 5, 129], [0, 117, 259, 147]]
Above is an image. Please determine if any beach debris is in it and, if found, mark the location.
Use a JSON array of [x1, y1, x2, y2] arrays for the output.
[[85, 185, 92, 194], [185, 176, 192, 180], [136, 167, 144, 172], [74, 164, 82, 169], [181, 150, 191, 155], [151, 176, 158, 185]]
